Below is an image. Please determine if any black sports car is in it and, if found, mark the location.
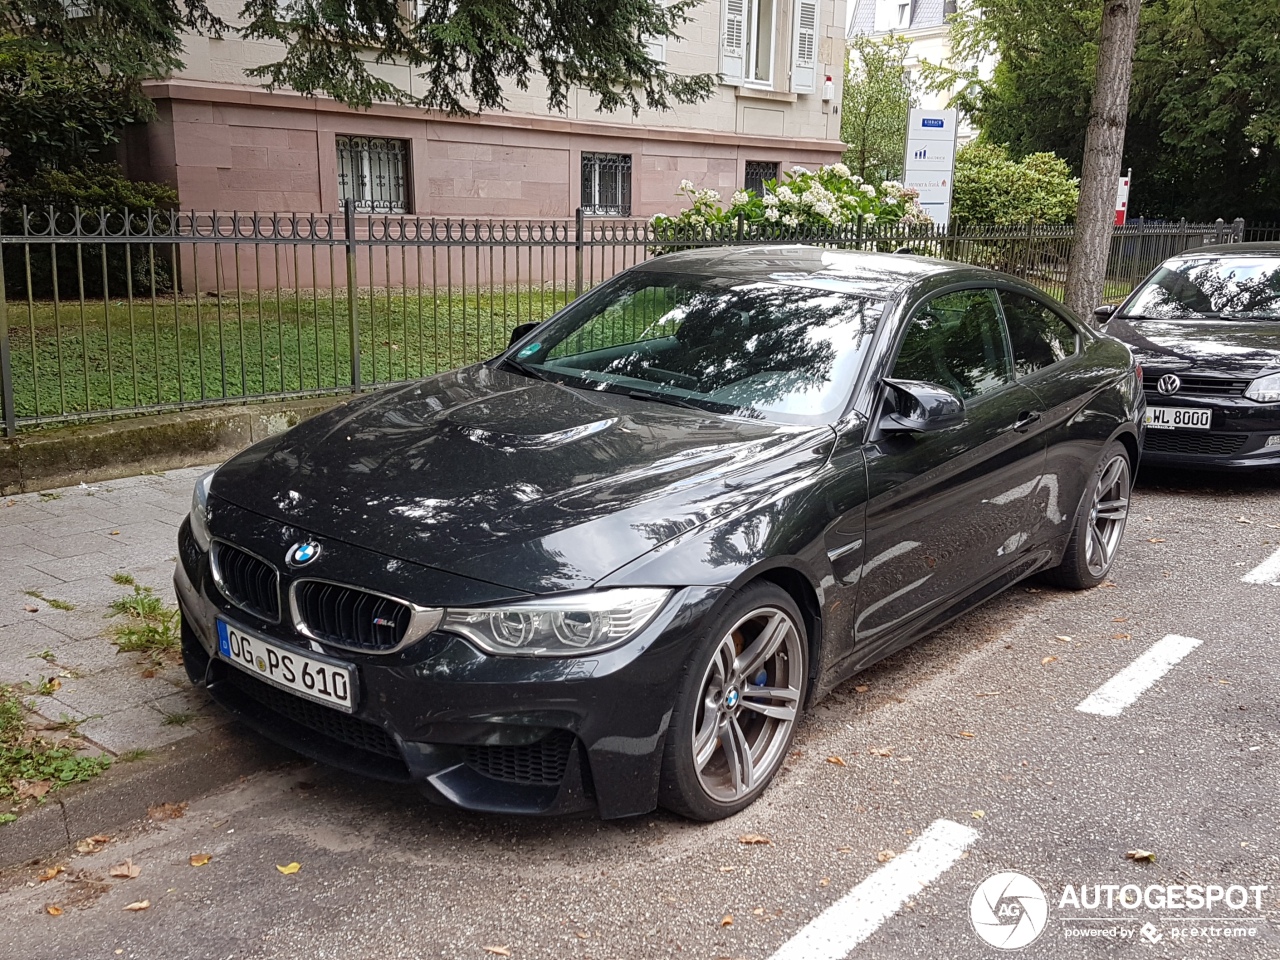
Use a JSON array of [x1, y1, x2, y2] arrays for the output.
[[176, 246, 1143, 821], [1098, 242, 1280, 468]]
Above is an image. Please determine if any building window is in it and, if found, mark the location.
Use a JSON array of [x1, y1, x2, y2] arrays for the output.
[[581, 153, 632, 216], [874, 0, 912, 31], [746, 0, 775, 85], [744, 160, 779, 195], [336, 136, 409, 214]]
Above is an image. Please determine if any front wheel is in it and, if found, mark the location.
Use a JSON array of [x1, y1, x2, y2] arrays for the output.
[[1042, 442, 1132, 589], [658, 583, 808, 821]]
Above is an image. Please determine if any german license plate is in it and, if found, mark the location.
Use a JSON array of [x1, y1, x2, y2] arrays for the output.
[[1145, 406, 1211, 430], [216, 619, 355, 712]]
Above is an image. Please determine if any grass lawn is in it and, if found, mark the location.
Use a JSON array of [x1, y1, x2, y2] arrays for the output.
[[4, 288, 574, 422]]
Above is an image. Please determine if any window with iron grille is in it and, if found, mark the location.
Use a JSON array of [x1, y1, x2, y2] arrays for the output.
[[581, 153, 632, 216], [336, 136, 410, 214], [744, 160, 779, 195]]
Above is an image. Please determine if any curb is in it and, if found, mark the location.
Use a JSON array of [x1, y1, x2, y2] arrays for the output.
[[0, 722, 297, 869]]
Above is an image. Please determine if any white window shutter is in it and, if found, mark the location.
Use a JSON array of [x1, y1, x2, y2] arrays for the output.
[[720, 0, 747, 85], [645, 34, 667, 64], [790, 0, 820, 93]]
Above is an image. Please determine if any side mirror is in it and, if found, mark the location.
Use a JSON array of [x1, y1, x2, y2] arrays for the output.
[[879, 378, 965, 433], [1093, 304, 1118, 325], [508, 321, 540, 349]]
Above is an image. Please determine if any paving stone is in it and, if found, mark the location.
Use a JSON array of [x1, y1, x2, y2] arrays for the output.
[[44, 662, 179, 719], [75, 703, 201, 754], [29, 551, 119, 584]]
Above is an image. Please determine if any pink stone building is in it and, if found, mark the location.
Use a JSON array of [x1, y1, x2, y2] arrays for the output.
[[123, 0, 849, 219]]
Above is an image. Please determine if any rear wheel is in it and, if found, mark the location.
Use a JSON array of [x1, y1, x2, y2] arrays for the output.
[[1042, 442, 1132, 589], [659, 583, 808, 821]]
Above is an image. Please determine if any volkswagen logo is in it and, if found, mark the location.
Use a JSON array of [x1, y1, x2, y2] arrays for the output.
[[970, 871, 1049, 950], [1157, 373, 1181, 396], [287, 541, 321, 566]]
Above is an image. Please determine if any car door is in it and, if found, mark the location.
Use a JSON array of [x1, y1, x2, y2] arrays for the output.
[[854, 287, 1048, 663]]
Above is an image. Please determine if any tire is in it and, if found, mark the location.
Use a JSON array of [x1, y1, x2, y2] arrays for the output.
[[658, 582, 809, 821], [1042, 441, 1132, 590]]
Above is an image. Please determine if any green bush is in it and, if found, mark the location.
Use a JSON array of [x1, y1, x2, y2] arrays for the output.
[[951, 142, 1079, 226], [2, 164, 179, 299]]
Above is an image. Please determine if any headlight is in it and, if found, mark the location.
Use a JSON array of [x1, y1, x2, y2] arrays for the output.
[[189, 469, 216, 551], [1245, 373, 1280, 403], [441, 588, 671, 657]]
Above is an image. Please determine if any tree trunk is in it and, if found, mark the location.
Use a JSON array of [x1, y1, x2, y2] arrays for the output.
[[1063, 0, 1142, 319]]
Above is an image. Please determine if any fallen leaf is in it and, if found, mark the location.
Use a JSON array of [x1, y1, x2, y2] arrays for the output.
[[189, 853, 212, 867], [869, 746, 893, 757], [1101, 580, 1118, 588], [24, 604, 39, 613], [718, 865, 736, 873], [109, 859, 140, 879], [738, 834, 772, 846], [18, 780, 52, 800], [1054, 635, 1072, 643], [876, 849, 896, 863], [75, 834, 111, 853], [854, 684, 870, 693], [140, 668, 156, 679], [819, 877, 831, 887], [1125, 849, 1156, 863], [575, 931, 589, 939], [1041, 656, 1057, 666], [972, 810, 985, 819], [148, 802, 187, 821], [45, 677, 61, 692], [720, 914, 734, 927], [1147, 538, 1166, 544], [1111, 617, 1128, 623], [1112, 633, 1132, 641], [45, 904, 62, 916], [123, 900, 150, 912], [37, 866, 64, 882], [481, 948, 511, 958], [957, 731, 977, 738], [825, 756, 846, 767], [110, 530, 120, 536], [276, 862, 301, 875]]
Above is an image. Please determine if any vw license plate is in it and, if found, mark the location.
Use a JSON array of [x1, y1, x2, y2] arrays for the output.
[[1145, 406, 1211, 431], [216, 619, 355, 712]]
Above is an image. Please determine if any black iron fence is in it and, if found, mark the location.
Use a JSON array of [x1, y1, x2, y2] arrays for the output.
[[0, 206, 1244, 435]]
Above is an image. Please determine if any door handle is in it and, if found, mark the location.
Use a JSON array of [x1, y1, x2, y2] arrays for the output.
[[1011, 411, 1042, 433]]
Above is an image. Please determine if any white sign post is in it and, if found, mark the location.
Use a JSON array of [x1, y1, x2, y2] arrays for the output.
[[902, 108, 959, 228]]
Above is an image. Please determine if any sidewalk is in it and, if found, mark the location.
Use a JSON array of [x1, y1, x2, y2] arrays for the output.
[[0, 466, 227, 754]]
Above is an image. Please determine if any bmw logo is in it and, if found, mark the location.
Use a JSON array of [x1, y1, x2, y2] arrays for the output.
[[288, 541, 321, 566], [725, 688, 740, 709]]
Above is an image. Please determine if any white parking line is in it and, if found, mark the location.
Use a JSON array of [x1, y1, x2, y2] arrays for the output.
[[1242, 547, 1280, 586], [1075, 634, 1203, 718], [767, 819, 979, 960]]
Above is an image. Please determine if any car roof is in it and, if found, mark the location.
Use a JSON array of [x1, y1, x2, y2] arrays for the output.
[[1176, 242, 1280, 257], [635, 245, 974, 300]]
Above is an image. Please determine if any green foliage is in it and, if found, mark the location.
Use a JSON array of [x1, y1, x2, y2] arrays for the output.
[[841, 34, 916, 182], [240, 0, 714, 115], [0, 37, 155, 178], [110, 584, 181, 663], [951, 142, 1079, 225], [938, 0, 1280, 220], [0, 685, 111, 805]]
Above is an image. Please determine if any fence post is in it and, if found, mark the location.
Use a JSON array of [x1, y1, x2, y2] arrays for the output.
[[736, 211, 745, 244], [344, 198, 361, 393], [1178, 217, 1187, 254], [0, 251, 16, 438], [1214, 218, 1225, 244], [574, 207, 584, 299], [1232, 218, 1245, 243]]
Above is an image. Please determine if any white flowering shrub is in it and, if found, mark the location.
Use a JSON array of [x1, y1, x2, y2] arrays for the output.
[[650, 165, 931, 242]]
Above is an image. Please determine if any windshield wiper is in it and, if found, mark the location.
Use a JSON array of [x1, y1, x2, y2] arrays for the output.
[[600, 385, 705, 411], [498, 356, 551, 382]]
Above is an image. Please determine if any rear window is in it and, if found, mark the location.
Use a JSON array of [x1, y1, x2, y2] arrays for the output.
[[1125, 256, 1280, 320], [1001, 291, 1078, 375]]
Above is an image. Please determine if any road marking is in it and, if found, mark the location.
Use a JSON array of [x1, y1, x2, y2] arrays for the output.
[[1242, 547, 1280, 586], [1075, 634, 1203, 717], [767, 819, 978, 960]]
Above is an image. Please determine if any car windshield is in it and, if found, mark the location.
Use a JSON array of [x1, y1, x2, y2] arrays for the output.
[[1124, 256, 1280, 320], [504, 271, 885, 425]]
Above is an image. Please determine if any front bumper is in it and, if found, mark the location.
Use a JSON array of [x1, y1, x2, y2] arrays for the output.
[[175, 518, 722, 819], [1140, 394, 1280, 469]]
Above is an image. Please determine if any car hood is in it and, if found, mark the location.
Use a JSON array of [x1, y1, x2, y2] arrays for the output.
[[1107, 315, 1280, 377], [212, 366, 835, 593]]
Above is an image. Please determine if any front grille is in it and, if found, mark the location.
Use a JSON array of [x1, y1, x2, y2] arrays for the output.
[[462, 731, 575, 785], [1144, 431, 1248, 457], [223, 667, 401, 759], [212, 542, 280, 622], [1145, 373, 1250, 398], [292, 580, 412, 652]]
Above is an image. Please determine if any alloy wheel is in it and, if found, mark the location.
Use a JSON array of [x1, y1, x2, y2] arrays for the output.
[[1085, 454, 1131, 577], [691, 606, 804, 803]]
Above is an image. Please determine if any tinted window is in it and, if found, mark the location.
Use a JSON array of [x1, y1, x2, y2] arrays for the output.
[[514, 273, 884, 425], [1124, 256, 1280, 319], [893, 289, 1013, 400], [1001, 291, 1078, 375]]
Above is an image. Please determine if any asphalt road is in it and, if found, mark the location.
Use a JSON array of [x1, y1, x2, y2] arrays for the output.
[[3, 465, 1278, 960]]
